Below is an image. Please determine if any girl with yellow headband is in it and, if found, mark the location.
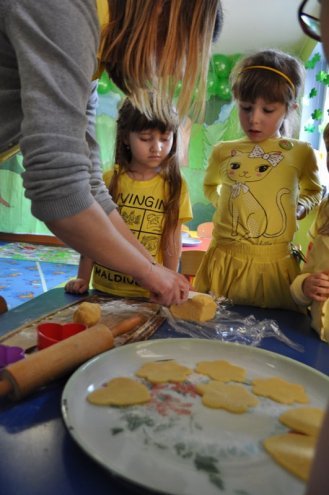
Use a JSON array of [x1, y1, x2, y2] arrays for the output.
[[194, 48, 322, 311]]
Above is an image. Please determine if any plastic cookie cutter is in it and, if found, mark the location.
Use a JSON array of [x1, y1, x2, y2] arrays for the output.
[[37, 322, 87, 350], [0, 344, 25, 369]]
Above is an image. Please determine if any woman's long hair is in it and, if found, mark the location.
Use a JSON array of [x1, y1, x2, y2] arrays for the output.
[[101, 0, 223, 122], [109, 98, 183, 257]]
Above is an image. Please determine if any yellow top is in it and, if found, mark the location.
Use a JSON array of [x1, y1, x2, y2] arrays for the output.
[[204, 137, 322, 245], [92, 168, 192, 298]]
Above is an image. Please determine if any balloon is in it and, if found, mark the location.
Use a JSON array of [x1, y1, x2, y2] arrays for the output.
[[217, 80, 232, 101], [174, 80, 183, 98], [206, 71, 220, 97], [211, 54, 231, 79], [97, 71, 112, 94], [97, 72, 123, 96], [229, 53, 242, 70]]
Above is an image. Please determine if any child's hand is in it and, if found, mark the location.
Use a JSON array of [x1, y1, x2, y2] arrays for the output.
[[65, 278, 89, 294], [302, 272, 329, 301]]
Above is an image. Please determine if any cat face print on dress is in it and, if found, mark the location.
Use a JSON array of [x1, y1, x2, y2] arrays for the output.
[[227, 144, 289, 239]]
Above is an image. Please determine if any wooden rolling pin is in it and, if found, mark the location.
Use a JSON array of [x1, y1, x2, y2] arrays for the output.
[[0, 314, 144, 401]]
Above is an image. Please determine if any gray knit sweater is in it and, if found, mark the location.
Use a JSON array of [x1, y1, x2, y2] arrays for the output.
[[0, 0, 116, 222]]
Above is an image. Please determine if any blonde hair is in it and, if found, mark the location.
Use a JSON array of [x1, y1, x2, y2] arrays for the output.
[[100, 0, 222, 122]]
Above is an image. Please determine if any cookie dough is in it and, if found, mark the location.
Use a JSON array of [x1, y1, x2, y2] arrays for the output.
[[252, 377, 309, 404], [263, 433, 316, 481], [195, 359, 246, 382], [196, 381, 258, 413], [73, 301, 101, 327], [87, 377, 151, 406], [279, 407, 325, 437], [135, 360, 192, 384], [169, 293, 217, 322]]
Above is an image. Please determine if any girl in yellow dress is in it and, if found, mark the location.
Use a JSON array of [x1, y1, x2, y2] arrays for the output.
[[66, 98, 192, 298], [290, 123, 329, 339], [194, 49, 322, 311]]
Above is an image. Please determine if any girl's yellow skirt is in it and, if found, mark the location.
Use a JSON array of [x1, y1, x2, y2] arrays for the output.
[[194, 241, 302, 312]]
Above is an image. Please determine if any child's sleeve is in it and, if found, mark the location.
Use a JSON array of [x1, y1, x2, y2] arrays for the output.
[[290, 273, 312, 306], [298, 144, 322, 213]]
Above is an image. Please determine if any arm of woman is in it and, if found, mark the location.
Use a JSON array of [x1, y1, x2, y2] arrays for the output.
[[48, 204, 189, 305], [109, 209, 155, 262]]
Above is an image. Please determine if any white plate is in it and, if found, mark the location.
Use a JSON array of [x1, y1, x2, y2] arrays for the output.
[[182, 237, 202, 246], [62, 339, 329, 495]]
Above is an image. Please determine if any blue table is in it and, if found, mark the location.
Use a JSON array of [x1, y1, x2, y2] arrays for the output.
[[0, 288, 328, 495]]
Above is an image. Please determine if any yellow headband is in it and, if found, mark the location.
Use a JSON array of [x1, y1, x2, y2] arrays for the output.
[[241, 65, 295, 94]]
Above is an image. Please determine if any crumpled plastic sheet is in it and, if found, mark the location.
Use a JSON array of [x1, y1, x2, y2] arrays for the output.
[[162, 297, 304, 352]]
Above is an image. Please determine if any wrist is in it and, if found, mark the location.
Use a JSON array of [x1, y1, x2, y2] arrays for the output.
[[135, 260, 156, 288]]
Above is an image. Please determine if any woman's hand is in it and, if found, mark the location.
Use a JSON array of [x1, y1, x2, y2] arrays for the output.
[[302, 272, 329, 301], [135, 263, 190, 306], [65, 278, 89, 294]]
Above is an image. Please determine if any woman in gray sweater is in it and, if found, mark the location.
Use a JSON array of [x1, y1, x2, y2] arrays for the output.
[[0, 0, 222, 306]]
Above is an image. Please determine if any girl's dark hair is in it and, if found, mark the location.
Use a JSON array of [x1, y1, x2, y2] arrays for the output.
[[230, 49, 305, 136], [109, 97, 183, 258]]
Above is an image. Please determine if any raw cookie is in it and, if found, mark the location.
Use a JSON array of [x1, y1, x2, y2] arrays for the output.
[[87, 377, 151, 406], [263, 433, 316, 482], [73, 301, 101, 327], [196, 381, 258, 413], [135, 360, 192, 384], [279, 407, 325, 437], [252, 377, 309, 404], [195, 359, 246, 382], [169, 293, 217, 322]]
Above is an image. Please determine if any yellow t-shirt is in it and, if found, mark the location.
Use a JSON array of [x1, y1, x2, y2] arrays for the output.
[[92, 169, 192, 298], [204, 137, 322, 245]]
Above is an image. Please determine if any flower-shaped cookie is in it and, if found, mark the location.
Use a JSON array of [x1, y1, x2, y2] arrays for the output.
[[135, 360, 192, 384], [196, 381, 258, 413], [252, 377, 309, 404]]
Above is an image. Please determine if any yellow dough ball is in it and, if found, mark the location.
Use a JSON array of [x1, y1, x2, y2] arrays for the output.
[[73, 302, 101, 327]]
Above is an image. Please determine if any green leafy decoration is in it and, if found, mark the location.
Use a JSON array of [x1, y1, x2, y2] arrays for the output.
[[304, 122, 316, 133], [305, 52, 321, 69], [309, 87, 318, 98], [316, 71, 329, 85], [311, 109, 323, 121]]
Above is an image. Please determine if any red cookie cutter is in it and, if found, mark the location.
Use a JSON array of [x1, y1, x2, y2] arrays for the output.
[[37, 322, 87, 350]]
